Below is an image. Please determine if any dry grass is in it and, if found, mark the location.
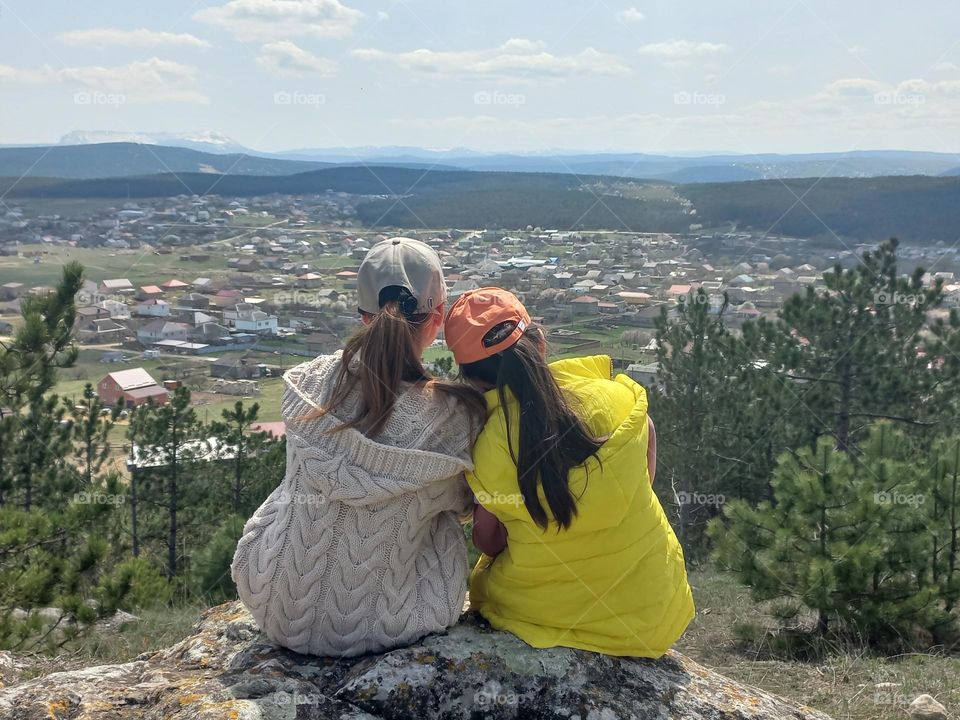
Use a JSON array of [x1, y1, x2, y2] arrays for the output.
[[679, 569, 959, 719]]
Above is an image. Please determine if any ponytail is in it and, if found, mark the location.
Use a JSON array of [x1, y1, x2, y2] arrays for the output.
[[460, 327, 602, 530], [310, 302, 484, 437]]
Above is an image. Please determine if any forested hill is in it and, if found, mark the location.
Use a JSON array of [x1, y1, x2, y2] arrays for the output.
[[0, 142, 333, 179], [2, 166, 959, 243]]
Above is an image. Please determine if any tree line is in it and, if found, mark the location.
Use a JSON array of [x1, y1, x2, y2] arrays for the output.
[[0, 263, 284, 651], [651, 239, 960, 650]]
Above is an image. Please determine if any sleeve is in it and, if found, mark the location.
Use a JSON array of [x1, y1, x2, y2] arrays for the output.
[[465, 414, 524, 522]]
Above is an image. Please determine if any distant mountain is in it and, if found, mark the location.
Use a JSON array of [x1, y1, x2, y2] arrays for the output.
[[3, 165, 959, 244], [942, 166, 960, 177], [265, 147, 960, 182], [0, 143, 331, 179], [59, 130, 249, 155], [7, 139, 960, 183]]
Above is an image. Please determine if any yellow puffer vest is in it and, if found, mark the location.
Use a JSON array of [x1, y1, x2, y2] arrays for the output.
[[466, 355, 695, 657]]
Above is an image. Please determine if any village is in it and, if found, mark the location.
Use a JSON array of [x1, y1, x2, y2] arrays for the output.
[[1, 193, 959, 425]]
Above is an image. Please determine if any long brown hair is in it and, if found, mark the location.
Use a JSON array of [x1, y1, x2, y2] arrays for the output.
[[459, 326, 602, 529], [309, 301, 484, 437]]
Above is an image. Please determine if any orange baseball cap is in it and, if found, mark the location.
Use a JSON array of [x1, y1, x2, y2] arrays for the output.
[[444, 287, 531, 365]]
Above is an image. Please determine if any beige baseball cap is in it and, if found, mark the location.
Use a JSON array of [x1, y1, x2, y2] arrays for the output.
[[356, 237, 446, 315]]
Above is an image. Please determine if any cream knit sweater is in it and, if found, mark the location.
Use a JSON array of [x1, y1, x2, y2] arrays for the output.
[[231, 352, 475, 657]]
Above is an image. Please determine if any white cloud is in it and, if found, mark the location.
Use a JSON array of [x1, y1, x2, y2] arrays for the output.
[[0, 58, 208, 104], [257, 40, 337, 76], [930, 61, 958, 73], [194, 0, 363, 41], [616, 7, 645, 23], [352, 39, 630, 81], [823, 77, 885, 97], [0, 64, 55, 84], [638, 39, 731, 67], [59, 27, 211, 49]]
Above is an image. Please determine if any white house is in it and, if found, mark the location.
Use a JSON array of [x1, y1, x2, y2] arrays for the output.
[[137, 320, 189, 345], [136, 299, 171, 317], [234, 309, 278, 334]]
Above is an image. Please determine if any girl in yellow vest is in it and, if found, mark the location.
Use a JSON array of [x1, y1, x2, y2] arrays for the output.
[[444, 287, 695, 657]]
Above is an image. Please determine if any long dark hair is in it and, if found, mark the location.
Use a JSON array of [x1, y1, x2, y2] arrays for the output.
[[460, 326, 602, 529], [308, 300, 484, 437]]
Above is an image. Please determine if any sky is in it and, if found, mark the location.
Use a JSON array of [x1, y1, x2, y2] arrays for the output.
[[1, 0, 959, 155]]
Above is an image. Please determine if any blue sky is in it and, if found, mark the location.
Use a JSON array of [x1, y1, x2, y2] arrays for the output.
[[1, 0, 959, 154]]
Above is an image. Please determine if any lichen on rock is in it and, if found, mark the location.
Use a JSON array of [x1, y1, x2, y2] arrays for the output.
[[0, 601, 833, 719]]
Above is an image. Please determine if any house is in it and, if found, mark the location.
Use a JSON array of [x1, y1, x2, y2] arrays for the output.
[[234, 309, 278, 334], [296, 272, 324, 288], [76, 318, 128, 344], [617, 291, 652, 306], [625, 362, 660, 390], [666, 284, 694, 300], [137, 320, 189, 345], [76, 305, 111, 322], [137, 285, 164, 301], [0, 282, 25, 301], [570, 295, 600, 315], [136, 299, 171, 317], [191, 321, 232, 344], [178, 293, 211, 310], [210, 356, 264, 380], [96, 299, 131, 319], [160, 278, 189, 291], [305, 332, 339, 354], [97, 368, 169, 407], [98, 278, 134, 295], [236, 258, 260, 272]]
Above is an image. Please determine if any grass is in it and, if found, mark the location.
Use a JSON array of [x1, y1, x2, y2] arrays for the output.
[[677, 569, 959, 720], [2, 241, 356, 289]]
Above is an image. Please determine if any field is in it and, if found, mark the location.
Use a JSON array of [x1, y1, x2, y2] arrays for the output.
[[0, 245, 232, 288], [39, 568, 957, 719]]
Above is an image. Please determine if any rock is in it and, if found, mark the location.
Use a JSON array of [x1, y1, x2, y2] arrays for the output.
[[96, 610, 140, 632], [0, 651, 22, 689], [0, 600, 833, 719], [909, 694, 948, 720]]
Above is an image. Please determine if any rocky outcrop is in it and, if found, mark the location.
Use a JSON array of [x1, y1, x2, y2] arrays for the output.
[[0, 601, 832, 720]]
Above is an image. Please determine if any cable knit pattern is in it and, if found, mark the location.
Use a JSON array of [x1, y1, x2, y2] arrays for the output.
[[231, 351, 475, 657]]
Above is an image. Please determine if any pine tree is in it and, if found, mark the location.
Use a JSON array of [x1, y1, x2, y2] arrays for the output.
[[710, 424, 948, 645], [744, 239, 946, 452], [135, 388, 202, 581], [68, 384, 121, 488], [653, 289, 735, 550], [209, 401, 262, 515]]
